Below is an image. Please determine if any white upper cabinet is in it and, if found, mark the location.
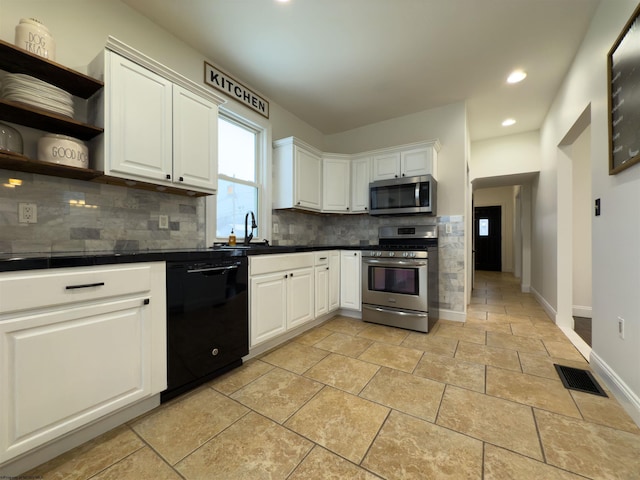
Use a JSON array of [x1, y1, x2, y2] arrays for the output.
[[273, 137, 322, 211], [371, 141, 440, 181], [323, 155, 351, 212], [89, 38, 224, 195], [350, 156, 370, 213]]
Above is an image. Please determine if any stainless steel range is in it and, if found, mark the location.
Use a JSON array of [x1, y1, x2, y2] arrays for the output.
[[362, 225, 438, 333]]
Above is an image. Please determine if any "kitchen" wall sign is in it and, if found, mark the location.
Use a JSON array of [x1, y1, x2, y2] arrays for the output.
[[204, 62, 269, 118]]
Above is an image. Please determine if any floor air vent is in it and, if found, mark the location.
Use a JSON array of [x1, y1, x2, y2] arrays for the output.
[[554, 364, 607, 397]]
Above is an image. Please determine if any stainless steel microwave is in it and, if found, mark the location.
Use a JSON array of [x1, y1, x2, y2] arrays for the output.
[[369, 174, 437, 216]]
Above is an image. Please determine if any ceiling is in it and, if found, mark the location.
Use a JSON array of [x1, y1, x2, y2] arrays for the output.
[[121, 0, 599, 141]]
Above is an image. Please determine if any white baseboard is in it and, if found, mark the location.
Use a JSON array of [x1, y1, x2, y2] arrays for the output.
[[590, 351, 640, 428], [572, 305, 592, 318], [530, 286, 557, 321], [559, 325, 592, 361], [438, 309, 466, 323], [521, 283, 531, 293]]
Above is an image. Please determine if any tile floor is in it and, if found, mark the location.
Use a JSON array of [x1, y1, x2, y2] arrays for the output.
[[25, 271, 640, 479]]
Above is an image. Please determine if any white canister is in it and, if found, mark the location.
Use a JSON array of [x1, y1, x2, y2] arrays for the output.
[[15, 18, 56, 61], [38, 134, 88, 168]]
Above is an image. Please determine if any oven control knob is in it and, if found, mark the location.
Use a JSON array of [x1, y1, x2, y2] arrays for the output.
[[402, 252, 409, 257], [410, 252, 417, 258], [389, 251, 395, 257]]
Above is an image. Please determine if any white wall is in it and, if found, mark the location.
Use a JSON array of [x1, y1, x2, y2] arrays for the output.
[[571, 125, 592, 317], [537, 0, 640, 423], [474, 186, 516, 273], [0, 0, 325, 149], [470, 130, 540, 181]]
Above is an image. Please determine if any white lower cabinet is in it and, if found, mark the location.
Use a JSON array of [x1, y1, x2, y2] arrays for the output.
[[314, 253, 330, 318], [0, 263, 166, 465], [250, 253, 315, 347], [328, 251, 341, 312], [340, 250, 362, 311]]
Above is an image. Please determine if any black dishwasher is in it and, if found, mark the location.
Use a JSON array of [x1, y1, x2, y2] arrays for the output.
[[162, 255, 248, 402]]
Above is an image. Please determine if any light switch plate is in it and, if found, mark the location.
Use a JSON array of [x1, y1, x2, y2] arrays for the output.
[[159, 215, 169, 229]]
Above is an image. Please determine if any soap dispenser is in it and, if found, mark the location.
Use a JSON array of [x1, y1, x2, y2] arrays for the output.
[[228, 229, 236, 246]]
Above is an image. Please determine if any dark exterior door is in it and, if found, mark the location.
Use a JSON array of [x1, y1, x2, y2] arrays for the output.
[[474, 206, 502, 271]]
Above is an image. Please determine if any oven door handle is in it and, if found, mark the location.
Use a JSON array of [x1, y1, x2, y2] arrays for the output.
[[362, 258, 427, 267], [187, 265, 238, 274], [363, 304, 428, 317]]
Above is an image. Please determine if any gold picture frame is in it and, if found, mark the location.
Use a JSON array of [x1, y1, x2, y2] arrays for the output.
[[608, 3, 640, 174]]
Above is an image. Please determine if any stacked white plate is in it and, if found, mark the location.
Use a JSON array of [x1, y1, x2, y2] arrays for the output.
[[1, 73, 74, 118]]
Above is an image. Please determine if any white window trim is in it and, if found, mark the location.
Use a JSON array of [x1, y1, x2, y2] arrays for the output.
[[206, 102, 272, 246]]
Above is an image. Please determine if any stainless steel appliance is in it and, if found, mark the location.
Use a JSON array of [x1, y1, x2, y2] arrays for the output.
[[369, 174, 437, 216], [362, 225, 438, 332], [162, 254, 248, 402]]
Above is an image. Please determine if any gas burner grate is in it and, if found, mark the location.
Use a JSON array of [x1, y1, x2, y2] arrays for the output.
[[554, 364, 607, 397]]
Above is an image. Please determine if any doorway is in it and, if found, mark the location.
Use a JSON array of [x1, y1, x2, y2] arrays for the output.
[[474, 206, 502, 271]]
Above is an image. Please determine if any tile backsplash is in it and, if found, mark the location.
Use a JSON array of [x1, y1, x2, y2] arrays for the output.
[[0, 169, 206, 253]]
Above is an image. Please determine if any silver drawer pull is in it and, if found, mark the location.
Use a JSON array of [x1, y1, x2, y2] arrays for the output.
[[65, 282, 105, 290], [187, 266, 238, 274]]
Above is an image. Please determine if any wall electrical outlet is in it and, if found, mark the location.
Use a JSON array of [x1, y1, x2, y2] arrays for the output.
[[159, 215, 169, 229], [273, 223, 279, 234], [18, 203, 37, 224], [618, 316, 625, 340], [445, 223, 452, 234]]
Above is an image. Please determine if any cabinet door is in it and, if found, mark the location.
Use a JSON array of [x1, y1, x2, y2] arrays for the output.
[[372, 152, 400, 181], [250, 273, 287, 347], [340, 251, 362, 311], [0, 298, 151, 463], [287, 267, 315, 329], [108, 53, 173, 182], [322, 157, 350, 212], [295, 147, 322, 210], [328, 251, 341, 312], [351, 157, 370, 212], [173, 85, 218, 193], [315, 265, 329, 317], [401, 147, 432, 178]]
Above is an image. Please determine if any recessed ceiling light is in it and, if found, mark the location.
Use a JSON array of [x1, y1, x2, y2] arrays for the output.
[[275, 0, 290, 3], [507, 70, 527, 84], [502, 118, 516, 127]]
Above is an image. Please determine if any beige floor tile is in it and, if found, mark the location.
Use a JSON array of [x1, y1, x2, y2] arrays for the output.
[[24, 426, 144, 480], [304, 353, 379, 394], [312, 332, 373, 357], [401, 331, 458, 357], [463, 319, 514, 334], [466, 309, 488, 320], [487, 312, 533, 324], [285, 386, 389, 464], [455, 341, 521, 371], [571, 390, 640, 434], [176, 412, 312, 480], [289, 446, 379, 480], [433, 323, 486, 344], [518, 352, 587, 380], [486, 366, 581, 417], [358, 342, 423, 373], [260, 341, 329, 374], [131, 388, 248, 465], [437, 386, 542, 460], [362, 410, 483, 480], [510, 322, 566, 341], [292, 326, 334, 346], [322, 316, 369, 335], [360, 367, 445, 421], [542, 340, 586, 362], [231, 367, 322, 423], [486, 331, 547, 354], [536, 409, 640, 479], [468, 303, 507, 314], [356, 323, 410, 345], [484, 444, 584, 480], [91, 447, 181, 480], [209, 359, 274, 395], [414, 352, 485, 392]]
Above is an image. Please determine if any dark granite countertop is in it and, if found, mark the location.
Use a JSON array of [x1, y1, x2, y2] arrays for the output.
[[0, 245, 365, 272]]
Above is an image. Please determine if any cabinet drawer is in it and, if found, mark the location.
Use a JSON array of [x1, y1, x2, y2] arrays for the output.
[[250, 253, 314, 276], [314, 251, 330, 266], [0, 264, 152, 314]]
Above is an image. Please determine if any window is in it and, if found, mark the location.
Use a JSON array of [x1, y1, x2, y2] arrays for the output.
[[216, 116, 260, 240], [479, 218, 489, 237]]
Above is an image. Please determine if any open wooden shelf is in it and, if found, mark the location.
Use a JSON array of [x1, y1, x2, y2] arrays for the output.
[[0, 39, 103, 99], [0, 151, 104, 181]]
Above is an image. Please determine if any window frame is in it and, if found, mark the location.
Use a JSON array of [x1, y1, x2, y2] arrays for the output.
[[206, 104, 271, 246]]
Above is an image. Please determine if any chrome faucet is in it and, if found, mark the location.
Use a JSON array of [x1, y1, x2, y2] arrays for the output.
[[244, 211, 257, 245]]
